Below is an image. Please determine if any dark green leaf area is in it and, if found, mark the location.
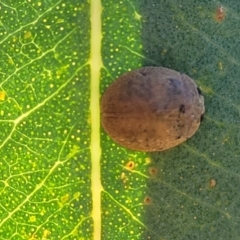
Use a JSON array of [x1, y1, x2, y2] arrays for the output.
[[145, 149, 240, 240], [137, 0, 240, 239]]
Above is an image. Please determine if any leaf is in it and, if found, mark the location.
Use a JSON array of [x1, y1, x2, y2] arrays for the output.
[[0, 1, 91, 239], [1, 0, 240, 240], [101, 0, 240, 240]]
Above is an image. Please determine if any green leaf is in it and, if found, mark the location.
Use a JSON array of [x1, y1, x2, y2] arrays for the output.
[[0, 1, 91, 239], [101, 0, 240, 239], [1, 0, 240, 240]]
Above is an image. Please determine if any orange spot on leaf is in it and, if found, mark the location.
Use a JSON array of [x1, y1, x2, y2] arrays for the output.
[[209, 179, 217, 188], [149, 167, 157, 176], [61, 193, 69, 203], [125, 160, 135, 170], [215, 6, 225, 22], [144, 196, 152, 205]]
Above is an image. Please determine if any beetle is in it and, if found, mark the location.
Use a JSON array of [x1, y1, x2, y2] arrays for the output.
[[101, 67, 205, 152]]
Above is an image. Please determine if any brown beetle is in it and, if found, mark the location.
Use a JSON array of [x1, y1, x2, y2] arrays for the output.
[[101, 67, 205, 152]]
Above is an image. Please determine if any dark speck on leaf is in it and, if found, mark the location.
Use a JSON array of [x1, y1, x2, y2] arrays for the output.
[[179, 104, 185, 113], [197, 87, 202, 95]]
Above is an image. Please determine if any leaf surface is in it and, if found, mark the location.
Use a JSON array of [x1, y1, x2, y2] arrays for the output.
[[1, 0, 240, 240]]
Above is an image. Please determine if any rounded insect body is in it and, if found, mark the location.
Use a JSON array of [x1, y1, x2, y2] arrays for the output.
[[101, 67, 205, 152]]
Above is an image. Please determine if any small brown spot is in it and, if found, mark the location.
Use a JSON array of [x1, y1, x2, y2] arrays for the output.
[[179, 104, 185, 113], [149, 167, 157, 176], [144, 196, 152, 205], [125, 160, 135, 170], [215, 6, 225, 22], [209, 179, 217, 188], [61, 194, 69, 203]]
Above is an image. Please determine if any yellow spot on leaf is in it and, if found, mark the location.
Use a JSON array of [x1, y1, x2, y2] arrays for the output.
[[0, 91, 6, 101], [29, 215, 36, 222], [56, 18, 64, 23], [61, 193, 69, 204], [120, 172, 129, 184], [8, 57, 14, 65], [24, 31, 32, 39], [125, 160, 135, 170], [12, 36, 17, 42], [134, 12, 142, 21], [74, 191, 81, 200], [40, 209, 46, 216], [80, 164, 86, 170], [218, 61, 223, 70], [209, 179, 217, 188], [42, 229, 51, 238], [145, 157, 151, 164]]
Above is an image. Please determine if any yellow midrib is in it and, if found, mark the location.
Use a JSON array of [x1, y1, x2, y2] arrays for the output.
[[90, 1, 103, 240]]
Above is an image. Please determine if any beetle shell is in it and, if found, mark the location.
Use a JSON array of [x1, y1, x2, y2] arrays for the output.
[[101, 67, 205, 152]]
